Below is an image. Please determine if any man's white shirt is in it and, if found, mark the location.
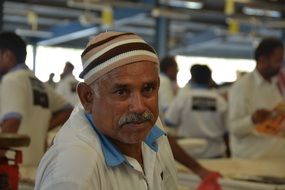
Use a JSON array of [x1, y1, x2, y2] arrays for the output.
[[35, 106, 178, 190], [228, 69, 285, 160]]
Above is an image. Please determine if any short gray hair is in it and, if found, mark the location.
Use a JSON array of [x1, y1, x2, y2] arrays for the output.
[[89, 79, 101, 98]]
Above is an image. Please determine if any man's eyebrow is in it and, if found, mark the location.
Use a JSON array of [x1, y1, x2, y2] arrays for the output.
[[112, 83, 129, 88], [144, 80, 159, 86], [147, 80, 158, 84], [111, 80, 158, 88]]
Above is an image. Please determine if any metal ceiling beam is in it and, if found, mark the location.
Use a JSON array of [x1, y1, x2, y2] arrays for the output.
[[68, 0, 155, 11], [3, 15, 69, 26], [154, 16, 169, 57], [37, 26, 98, 46], [36, 1, 152, 46], [4, 0, 283, 59], [234, 0, 285, 11], [170, 37, 254, 59], [114, 26, 154, 36], [4, 1, 83, 18], [15, 29, 53, 38], [169, 27, 234, 57], [2, 23, 31, 31], [0, 0, 3, 30]]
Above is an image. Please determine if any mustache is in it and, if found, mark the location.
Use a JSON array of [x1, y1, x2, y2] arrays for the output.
[[118, 111, 154, 127]]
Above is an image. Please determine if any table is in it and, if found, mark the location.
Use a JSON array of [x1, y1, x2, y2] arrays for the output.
[[177, 158, 285, 190], [177, 138, 207, 156]]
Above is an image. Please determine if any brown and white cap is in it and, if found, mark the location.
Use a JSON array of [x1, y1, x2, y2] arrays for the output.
[[79, 31, 159, 84]]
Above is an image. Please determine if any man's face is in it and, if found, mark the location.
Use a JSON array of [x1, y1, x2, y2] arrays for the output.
[[0, 49, 12, 75], [90, 61, 160, 146], [265, 47, 284, 78], [0, 50, 5, 75]]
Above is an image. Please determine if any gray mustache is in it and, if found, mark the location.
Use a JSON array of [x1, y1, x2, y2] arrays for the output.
[[118, 111, 154, 127]]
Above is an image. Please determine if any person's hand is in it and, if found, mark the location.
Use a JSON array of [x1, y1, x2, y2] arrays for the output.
[[251, 109, 271, 124], [197, 171, 222, 190], [196, 167, 222, 180]]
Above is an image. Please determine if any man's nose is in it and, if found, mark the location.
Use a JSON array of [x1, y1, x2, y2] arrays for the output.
[[128, 92, 147, 113]]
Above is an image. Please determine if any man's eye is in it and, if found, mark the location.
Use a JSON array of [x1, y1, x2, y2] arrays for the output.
[[143, 84, 155, 93], [115, 89, 127, 96]]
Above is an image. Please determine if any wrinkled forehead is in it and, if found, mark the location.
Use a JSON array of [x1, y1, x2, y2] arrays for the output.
[[94, 61, 159, 86]]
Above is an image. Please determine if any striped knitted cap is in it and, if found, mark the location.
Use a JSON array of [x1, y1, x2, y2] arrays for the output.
[[80, 31, 159, 84]]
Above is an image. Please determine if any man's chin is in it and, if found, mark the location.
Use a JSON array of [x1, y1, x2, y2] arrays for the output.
[[121, 130, 152, 144], [123, 135, 149, 145]]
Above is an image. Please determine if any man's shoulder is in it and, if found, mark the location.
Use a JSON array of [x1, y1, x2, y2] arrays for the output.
[[230, 72, 254, 92], [54, 112, 102, 151], [35, 142, 102, 189], [1, 71, 37, 96], [49, 141, 101, 166], [2, 69, 32, 82], [38, 112, 104, 179]]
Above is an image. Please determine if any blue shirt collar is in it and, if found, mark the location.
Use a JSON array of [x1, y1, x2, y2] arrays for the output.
[[85, 113, 165, 167]]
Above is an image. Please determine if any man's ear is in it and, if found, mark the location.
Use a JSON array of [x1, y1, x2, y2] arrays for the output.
[[77, 82, 93, 112], [259, 55, 268, 64]]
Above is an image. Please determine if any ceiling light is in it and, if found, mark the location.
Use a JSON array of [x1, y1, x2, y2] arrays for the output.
[[243, 7, 281, 18], [15, 29, 52, 38], [168, 0, 203, 9]]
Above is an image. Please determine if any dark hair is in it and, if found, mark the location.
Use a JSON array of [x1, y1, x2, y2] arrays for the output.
[[160, 56, 177, 73], [0, 32, 27, 64], [254, 37, 284, 62], [190, 64, 211, 85]]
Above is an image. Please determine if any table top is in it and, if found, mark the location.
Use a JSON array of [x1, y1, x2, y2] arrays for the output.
[[0, 133, 30, 148], [177, 158, 285, 190]]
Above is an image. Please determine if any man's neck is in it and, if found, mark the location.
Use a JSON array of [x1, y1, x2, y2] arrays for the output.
[[111, 139, 143, 166], [256, 68, 271, 83]]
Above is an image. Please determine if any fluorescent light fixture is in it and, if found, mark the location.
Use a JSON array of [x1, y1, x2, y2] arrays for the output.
[[234, 0, 251, 3], [168, 0, 203, 9], [37, 27, 98, 46], [243, 7, 281, 18], [15, 29, 53, 38]]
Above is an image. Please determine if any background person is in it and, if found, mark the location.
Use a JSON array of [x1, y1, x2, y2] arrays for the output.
[[228, 37, 285, 160], [158, 56, 216, 177], [0, 32, 73, 166], [56, 61, 79, 106], [165, 64, 228, 158], [158, 56, 218, 178]]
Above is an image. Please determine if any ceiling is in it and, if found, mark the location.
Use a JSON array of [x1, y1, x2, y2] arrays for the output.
[[1, 0, 285, 59]]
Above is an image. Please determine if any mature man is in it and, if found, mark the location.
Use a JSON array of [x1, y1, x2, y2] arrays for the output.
[[0, 32, 73, 166], [35, 32, 178, 189], [228, 37, 285, 160]]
